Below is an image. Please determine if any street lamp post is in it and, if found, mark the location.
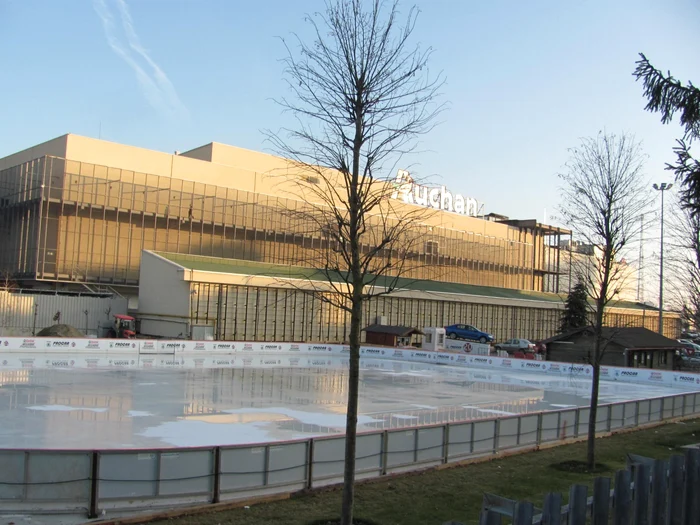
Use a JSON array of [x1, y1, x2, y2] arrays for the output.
[[652, 182, 673, 335]]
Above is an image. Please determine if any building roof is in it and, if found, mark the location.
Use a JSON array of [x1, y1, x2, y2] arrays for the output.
[[150, 251, 660, 312], [363, 325, 423, 336], [542, 326, 683, 349]]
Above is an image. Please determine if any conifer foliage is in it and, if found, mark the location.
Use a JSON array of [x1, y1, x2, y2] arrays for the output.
[[561, 280, 589, 333]]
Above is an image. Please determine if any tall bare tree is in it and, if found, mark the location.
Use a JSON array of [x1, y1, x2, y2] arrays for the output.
[[268, 1, 443, 523], [666, 201, 700, 331], [558, 132, 650, 469]]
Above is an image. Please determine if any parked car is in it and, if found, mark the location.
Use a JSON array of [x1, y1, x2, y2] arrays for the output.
[[494, 339, 535, 353], [445, 324, 494, 343]]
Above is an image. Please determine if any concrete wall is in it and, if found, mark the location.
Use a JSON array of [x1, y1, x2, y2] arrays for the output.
[[0, 290, 127, 337], [137, 251, 191, 338]]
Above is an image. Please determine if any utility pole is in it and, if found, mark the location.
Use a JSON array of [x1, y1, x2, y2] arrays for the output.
[[652, 183, 673, 335]]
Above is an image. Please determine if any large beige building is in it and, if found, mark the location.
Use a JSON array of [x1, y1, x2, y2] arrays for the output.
[[0, 134, 679, 340]]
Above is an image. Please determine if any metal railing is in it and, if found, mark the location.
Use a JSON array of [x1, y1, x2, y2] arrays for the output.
[[1, 392, 698, 518]]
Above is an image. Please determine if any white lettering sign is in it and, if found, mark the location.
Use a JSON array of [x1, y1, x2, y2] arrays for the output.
[[390, 170, 480, 217]]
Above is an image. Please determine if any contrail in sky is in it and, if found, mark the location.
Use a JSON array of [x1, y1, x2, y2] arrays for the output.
[[93, 0, 188, 120]]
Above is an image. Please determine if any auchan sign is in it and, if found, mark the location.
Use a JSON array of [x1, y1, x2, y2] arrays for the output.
[[391, 170, 480, 217]]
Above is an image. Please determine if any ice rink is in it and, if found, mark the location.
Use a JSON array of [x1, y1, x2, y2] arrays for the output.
[[0, 353, 690, 449]]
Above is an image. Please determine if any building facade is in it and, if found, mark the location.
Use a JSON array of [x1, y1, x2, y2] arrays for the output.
[[0, 134, 680, 340]]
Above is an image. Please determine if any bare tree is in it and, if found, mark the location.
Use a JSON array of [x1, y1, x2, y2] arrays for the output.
[[267, 1, 443, 523], [666, 201, 700, 331], [558, 132, 650, 469]]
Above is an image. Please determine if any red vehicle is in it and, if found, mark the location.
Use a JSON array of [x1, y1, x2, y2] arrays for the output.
[[109, 314, 136, 339]]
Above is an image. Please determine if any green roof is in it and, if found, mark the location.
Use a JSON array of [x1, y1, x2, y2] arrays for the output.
[[152, 251, 652, 310]]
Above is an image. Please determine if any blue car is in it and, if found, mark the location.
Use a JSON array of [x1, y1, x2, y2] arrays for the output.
[[445, 324, 494, 344]]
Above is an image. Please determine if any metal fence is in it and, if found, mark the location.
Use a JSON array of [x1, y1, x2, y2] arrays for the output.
[[0, 290, 127, 337], [1, 392, 698, 519]]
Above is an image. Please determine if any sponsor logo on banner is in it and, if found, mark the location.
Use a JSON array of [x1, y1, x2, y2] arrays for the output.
[[262, 358, 280, 365], [289, 357, 300, 366], [676, 375, 696, 384], [456, 355, 467, 363], [1, 340, 7, 347], [87, 340, 102, 349], [311, 359, 327, 366], [20, 358, 34, 368], [413, 352, 429, 358], [20, 339, 37, 349], [310, 345, 329, 352], [214, 359, 232, 365], [262, 344, 281, 351], [568, 365, 587, 374], [549, 363, 561, 373], [392, 350, 404, 358], [243, 343, 254, 351], [110, 341, 135, 349], [141, 341, 156, 351], [437, 354, 451, 361], [242, 358, 254, 366], [341, 346, 350, 353], [86, 359, 100, 369], [524, 362, 543, 370], [599, 367, 610, 377], [365, 348, 381, 355], [46, 340, 72, 348], [474, 373, 489, 380], [620, 370, 639, 377], [500, 359, 512, 368], [162, 342, 185, 350], [473, 357, 489, 364], [193, 342, 207, 351], [290, 344, 301, 352], [141, 359, 154, 368], [213, 342, 234, 350], [648, 371, 664, 382]]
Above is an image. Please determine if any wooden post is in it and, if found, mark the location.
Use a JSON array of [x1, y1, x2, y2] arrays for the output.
[[568, 485, 588, 525], [479, 509, 502, 525], [306, 439, 314, 490], [667, 455, 684, 525], [592, 477, 611, 525], [683, 449, 700, 525], [614, 469, 632, 525], [513, 501, 534, 525], [541, 492, 562, 525], [633, 463, 650, 525], [650, 459, 667, 525]]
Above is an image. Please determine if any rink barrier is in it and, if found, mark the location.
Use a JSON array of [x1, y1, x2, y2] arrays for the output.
[[1, 336, 699, 388], [0, 392, 699, 518]]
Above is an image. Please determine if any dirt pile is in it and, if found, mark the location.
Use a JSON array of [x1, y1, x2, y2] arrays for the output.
[[36, 324, 85, 338]]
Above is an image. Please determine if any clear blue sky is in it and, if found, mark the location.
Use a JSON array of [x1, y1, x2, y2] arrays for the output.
[[0, 0, 698, 222]]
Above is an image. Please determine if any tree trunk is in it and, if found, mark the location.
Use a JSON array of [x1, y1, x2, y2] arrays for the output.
[[340, 296, 362, 525], [586, 362, 600, 469]]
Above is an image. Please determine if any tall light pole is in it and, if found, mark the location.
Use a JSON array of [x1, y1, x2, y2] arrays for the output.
[[653, 182, 673, 335]]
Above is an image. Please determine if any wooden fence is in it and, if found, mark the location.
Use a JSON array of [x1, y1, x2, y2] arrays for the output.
[[446, 448, 700, 525]]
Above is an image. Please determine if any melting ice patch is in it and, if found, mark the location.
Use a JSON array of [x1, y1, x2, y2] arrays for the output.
[[27, 405, 109, 413], [128, 410, 153, 417], [222, 407, 382, 428]]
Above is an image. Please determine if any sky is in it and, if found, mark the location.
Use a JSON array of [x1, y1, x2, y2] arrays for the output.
[[0, 0, 698, 226]]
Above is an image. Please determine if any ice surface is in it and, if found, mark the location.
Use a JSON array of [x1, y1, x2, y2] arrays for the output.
[[0, 352, 692, 449]]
